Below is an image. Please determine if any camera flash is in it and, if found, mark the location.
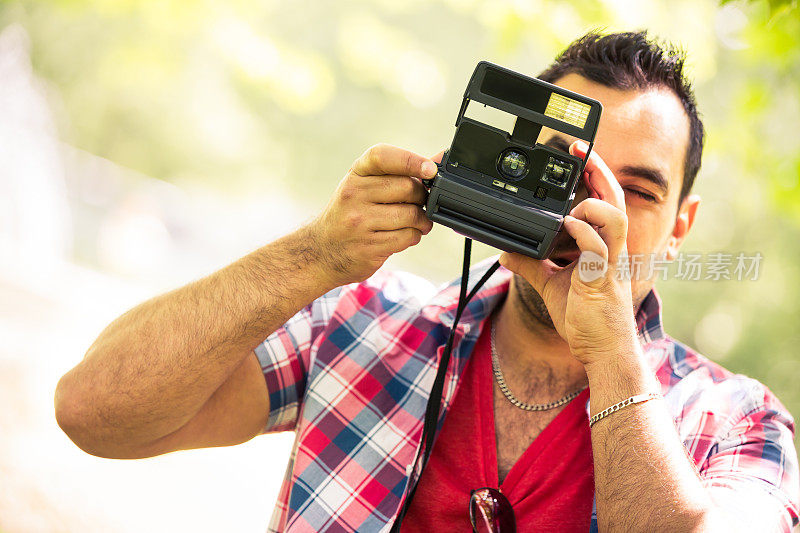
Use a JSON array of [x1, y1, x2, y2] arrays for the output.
[[544, 93, 591, 129]]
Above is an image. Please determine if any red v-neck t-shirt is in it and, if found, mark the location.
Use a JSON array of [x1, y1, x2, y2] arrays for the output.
[[402, 319, 595, 532]]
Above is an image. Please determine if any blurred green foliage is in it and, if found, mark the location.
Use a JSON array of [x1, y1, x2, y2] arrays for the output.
[[1, 0, 799, 452]]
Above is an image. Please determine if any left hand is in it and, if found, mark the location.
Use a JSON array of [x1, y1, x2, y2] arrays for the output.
[[499, 141, 638, 366]]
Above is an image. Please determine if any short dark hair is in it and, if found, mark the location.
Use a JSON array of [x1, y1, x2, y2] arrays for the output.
[[538, 30, 704, 204]]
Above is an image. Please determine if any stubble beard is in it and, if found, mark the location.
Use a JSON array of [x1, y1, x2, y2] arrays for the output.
[[511, 274, 557, 331], [510, 273, 652, 333]]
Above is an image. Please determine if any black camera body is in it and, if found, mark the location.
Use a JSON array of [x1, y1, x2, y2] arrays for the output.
[[425, 61, 602, 259]]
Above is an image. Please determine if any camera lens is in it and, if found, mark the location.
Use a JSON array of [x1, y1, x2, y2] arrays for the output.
[[498, 149, 528, 179], [541, 156, 573, 188]]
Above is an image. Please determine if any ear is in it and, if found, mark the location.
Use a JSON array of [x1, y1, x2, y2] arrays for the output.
[[665, 194, 700, 260]]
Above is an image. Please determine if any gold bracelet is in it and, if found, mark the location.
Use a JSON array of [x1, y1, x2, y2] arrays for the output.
[[588, 392, 661, 428]]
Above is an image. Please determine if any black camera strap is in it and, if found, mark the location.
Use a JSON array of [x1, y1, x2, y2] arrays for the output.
[[390, 238, 500, 531]]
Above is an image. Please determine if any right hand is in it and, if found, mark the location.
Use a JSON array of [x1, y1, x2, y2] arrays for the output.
[[309, 143, 440, 286]]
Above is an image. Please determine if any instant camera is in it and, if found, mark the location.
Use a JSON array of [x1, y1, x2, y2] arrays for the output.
[[425, 62, 602, 259]]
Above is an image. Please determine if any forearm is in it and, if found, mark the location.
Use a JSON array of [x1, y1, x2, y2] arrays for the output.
[[55, 224, 337, 454], [586, 339, 725, 532]]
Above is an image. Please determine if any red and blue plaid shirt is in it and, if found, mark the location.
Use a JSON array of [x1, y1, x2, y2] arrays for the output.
[[255, 257, 799, 532]]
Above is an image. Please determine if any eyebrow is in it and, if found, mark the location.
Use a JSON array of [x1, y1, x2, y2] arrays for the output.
[[618, 165, 669, 195]]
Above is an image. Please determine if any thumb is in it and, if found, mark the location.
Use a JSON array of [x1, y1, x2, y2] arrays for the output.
[[575, 250, 608, 287]]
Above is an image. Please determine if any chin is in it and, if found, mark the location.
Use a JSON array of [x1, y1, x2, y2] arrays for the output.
[[510, 274, 654, 332]]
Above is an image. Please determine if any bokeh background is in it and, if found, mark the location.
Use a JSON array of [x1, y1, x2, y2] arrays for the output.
[[1, 0, 798, 531]]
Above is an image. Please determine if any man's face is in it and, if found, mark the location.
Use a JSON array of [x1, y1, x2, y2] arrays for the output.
[[514, 73, 697, 328]]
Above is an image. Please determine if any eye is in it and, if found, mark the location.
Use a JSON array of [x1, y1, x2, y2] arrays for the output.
[[624, 188, 657, 203]]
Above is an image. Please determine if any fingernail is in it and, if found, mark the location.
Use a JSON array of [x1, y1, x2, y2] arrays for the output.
[[564, 215, 575, 222], [421, 161, 437, 178], [570, 140, 588, 155]]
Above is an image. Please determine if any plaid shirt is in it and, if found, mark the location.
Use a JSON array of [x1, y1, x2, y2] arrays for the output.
[[255, 257, 800, 532]]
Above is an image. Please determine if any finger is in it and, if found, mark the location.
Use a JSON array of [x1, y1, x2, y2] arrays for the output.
[[352, 143, 438, 180], [371, 227, 424, 254], [562, 215, 608, 261], [368, 204, 433, 234], [360, 175, 428, 205], [582, 170, 600, 200], [563, 216, 613, 287], [430, 150, 445, 164], [568, 198, 628, 260], [570, 140, 625, 212], [498, 252, 549, 297]]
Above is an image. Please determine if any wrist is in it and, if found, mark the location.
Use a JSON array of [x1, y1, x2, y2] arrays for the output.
[[295, 223, 348, 290], [585, 342, 660, 401], [261, 224, 346, 294]]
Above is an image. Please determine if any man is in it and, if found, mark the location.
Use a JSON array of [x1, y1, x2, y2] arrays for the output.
[[55, 31, 799, 532]]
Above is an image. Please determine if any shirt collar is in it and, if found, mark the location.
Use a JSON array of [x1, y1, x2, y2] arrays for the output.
[[635, 287, 666, 344], [423, 254, 666, 345], [422, 256, 510, 334]]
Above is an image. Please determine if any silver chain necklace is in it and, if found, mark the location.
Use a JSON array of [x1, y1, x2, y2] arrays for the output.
[[490, 321, 587, 411]]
